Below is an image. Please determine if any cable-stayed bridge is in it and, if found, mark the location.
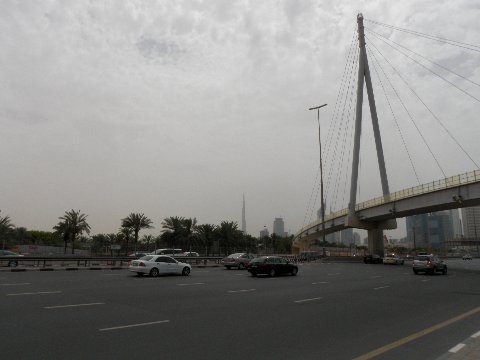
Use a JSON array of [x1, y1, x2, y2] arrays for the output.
[[293, 14, 480, 255]]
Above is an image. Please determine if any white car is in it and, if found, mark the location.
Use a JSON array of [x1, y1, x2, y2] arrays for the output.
[[383, 254, 404, 265], [129, 255, 191, 277]]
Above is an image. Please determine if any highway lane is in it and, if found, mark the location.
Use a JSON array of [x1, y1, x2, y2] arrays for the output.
[[1, 263, 480, 359]]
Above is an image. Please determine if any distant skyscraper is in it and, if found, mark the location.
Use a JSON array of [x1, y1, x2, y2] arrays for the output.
[[273, 218, 287, 237], [451, 209, 462, 238], [260, 227, 269, 238], [406, 211, 454, 249], [461, 206, 480, 239], [242, 195, 246, 233]]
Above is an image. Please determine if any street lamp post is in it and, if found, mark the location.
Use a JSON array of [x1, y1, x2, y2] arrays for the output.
[[309, 104, 328, 244]]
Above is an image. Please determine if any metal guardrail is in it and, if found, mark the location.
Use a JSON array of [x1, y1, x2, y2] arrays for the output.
[[296, 170, 480, 236], [0, 256, 224, 268], [0, 255, 323, 269]]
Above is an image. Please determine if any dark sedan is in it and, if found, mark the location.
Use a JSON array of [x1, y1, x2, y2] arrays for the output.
[[363, 254, 383, 264], [247, 256, 298, 277]]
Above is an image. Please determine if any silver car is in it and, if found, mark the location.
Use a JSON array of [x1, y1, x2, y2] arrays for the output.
[[412, 254, 447, 275], [0, 250, 24, 267], [129, 255, 191, 277]]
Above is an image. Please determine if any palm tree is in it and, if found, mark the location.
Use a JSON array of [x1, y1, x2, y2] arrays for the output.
[[196, 224, 215, 256], [121, 213, 153, 253], [215, 221, 240, 255], [0, 210, 14, 250], [54, 210, 91, 254], [161, 216, 185, 249], [140, 234, 155, 253], [182, 218, 197, 252], [118, 226, 133, 255]]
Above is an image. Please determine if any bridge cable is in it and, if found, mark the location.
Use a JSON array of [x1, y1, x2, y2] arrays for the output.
[[367, 45, 426, 183], [364, 19, 480, 53], [301, 29, 358, 230], [314, 30, 357, 221], [367, 28, 480, 89], [365, 29, 480, 104], [366, 37, 480, 169], [332, 46, 359, 211], [326, 35, 359, 213]]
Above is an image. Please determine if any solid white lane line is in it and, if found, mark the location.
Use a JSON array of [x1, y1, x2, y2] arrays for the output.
[[421, 279, 431, 282], [176, 282, 204, 286], [7, 291, 62, 296], [0, 283, 31, 286], [373, 286, 390, 290], [44, 302, 105, 309], [471, 330, 480, 338], [99, 320, 169, 332], [228, 289, 256, 293], [448, 343, 466, 353], [294, 297, 323, 303]]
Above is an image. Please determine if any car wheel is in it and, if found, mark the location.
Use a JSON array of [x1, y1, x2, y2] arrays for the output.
[[401, 261, 404, 265], [413, 269, 418, 275], [182, 267, 190, 276], [149, 268, 159, 277], [291, 267, 298, 276], [442, 266, 448, 275], [269, 268, 276, 277], [8, 261, 18, 267], [250, 272, 257, 277], [238, 263, 245, 270], [226, 266, 231, 270]]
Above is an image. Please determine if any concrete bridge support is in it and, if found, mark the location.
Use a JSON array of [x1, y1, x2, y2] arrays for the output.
[[368, 228, 384, 257]]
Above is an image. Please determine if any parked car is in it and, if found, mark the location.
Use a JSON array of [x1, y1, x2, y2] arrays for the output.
[[412, 254, 447, 275], [221, 253, 255, 269], [0, 250, 24, 267], [152, 248, 184, 256], [383, 254, 404, 265], [182, 252, 199, 257], [128, 252, 148, 258], [129, 255, 191, 277], [462, 254, 473, 260], [363, 254, 383, 264], [247, 256, 298, 277]]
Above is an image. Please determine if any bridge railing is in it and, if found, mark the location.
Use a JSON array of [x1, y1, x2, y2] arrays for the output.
[[297, 170, 480, 236]]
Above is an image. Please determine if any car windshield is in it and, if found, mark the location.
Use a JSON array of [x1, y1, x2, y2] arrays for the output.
[[140, 256, 154, 261], [228, 253, 244, 258]]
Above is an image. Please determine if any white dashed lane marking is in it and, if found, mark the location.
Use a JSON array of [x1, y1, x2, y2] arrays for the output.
[[448, 343, 466, 353], [7, 291, 62, 296], [99, 320, 169, 332], [44, 302, 105, 309], [294, 297, 323, 303]]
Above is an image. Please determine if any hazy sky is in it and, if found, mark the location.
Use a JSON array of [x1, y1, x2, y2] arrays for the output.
[[1, 0, 479, 239]]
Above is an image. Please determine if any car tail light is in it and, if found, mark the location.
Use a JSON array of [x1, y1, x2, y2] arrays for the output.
[[139, 262, 146, 267], [426, 259, 432, 265]]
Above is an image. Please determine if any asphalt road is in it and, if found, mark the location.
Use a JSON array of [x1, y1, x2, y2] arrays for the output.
[[1, 262, 480, 360]]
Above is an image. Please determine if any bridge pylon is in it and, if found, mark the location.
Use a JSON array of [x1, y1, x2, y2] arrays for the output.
[[345, 13, 397, 256]]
